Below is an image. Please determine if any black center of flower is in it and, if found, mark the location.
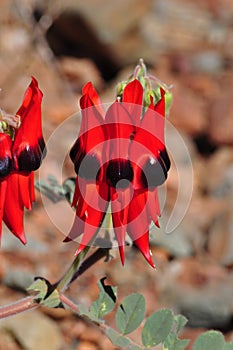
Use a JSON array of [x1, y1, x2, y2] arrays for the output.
[[159, 149, 171, 172], [141, 157, 168, 188], [0, 156, 13, 178], [17, 146, 43, 172], [76, 153, 101, 180], [107, 159, 133, 188]]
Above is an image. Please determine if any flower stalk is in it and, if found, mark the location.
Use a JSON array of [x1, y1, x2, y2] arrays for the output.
[[56, 246, 90, 292]]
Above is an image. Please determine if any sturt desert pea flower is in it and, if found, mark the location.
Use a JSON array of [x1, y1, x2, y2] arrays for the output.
[[67, 60, 172, 267], [0, 77, 46, 243]]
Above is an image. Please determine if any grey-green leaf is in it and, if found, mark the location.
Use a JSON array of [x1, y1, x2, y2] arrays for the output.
[[164, 336, 189, 350], [27, 278, 48, 301], [163, 314, 189, 350], [27, 278, 61, 308], [129, 345, 143, 350], [106, 327, 131, 347], [90, 278, 117, 319], [193, 330, 225, 350], [116, 293, 146, 335], [77, 303, 89, 316], [224, 343, 233, 350], [78, 303, 104, 324], [174, 315, 188, 333], [142, 308, 174, 347], [40, 288, 61, 308]]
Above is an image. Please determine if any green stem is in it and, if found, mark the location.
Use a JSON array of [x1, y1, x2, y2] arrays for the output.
[[0, 246, 109, 320], [70, 247, 109, 284], [56, 246, 90, 292]]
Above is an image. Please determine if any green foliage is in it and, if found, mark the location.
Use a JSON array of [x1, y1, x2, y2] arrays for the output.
[[129, 345, 143, 350], [78, 303, 104, 324], [106, 327, 131, 347], [116, 293, 146, 335], [174, 315, 188, 333], [163, 315, 189, 350], [90, 277, 117, 319], [27, 278, 61, 308], [27, 278, 48, 300], [193, 330, 225, 350], [142, 308, 174, 347], [29, 278, 233, 350]]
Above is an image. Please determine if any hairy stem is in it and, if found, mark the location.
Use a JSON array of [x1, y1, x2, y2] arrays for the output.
[[0, 247, 109, 320], [59, 293, 80, 313], [0, 296, 37, 320]]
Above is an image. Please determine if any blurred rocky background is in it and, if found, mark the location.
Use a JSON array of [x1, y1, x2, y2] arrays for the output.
[[1, 0, 233, 349]]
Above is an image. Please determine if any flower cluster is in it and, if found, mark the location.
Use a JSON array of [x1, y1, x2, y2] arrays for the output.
[[66, 61, 171, 267], [0, 77, 46, 243]]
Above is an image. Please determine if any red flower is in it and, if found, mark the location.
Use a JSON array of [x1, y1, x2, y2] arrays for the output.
[[0, 77, 46, 243], [67, 64, 171, 267]]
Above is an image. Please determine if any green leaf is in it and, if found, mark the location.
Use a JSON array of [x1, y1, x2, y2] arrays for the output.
[[27, 278, 61, 308], [142, 308, 174, 347], [129, 345, 143, 350], [224, 343, 233, 350], [90, 278, 117, 319], [40, 288, 61, 308], [106, 327, 131, 347], [163, 337, 189, 350], [78, 303, 90, 316], [116, 293, 146, 335], [27, 278, 48, 301], [163, 314, 189, 350], [174, 315, 188, 333], [78, 303, 104, 324], [193, 330, 225, 350]]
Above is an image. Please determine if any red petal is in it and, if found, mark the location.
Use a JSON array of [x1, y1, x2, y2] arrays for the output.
[[139, 108, 163, 155], [154, 88, 165, 116], [133, 89, 166, 159], [71, 177, 81, 207], [0, 133, 13, 178], [129, 95, 169, 189], [110, 187, 132, 265], [105, 101, 134, 156], [133, 231, 155, 268], [77, 182, 108, 251], [13, 77, 46, 172], [70, 97, 106, 181], [105, 102, 134, 187], [81, 82, 105, 116], [29, 173, 35, 203], [127, 191, 149, 234], [123, 79, 143, 105], [82, 82, 102, 106], [3, 173, 27, 244], [126, 190, 155, 267], [0, 180, 7, 239], [18, 173, 35, 210], [122, 79, 143, 125], [66, 181, 108, 251], [147, 189, 160, 227]]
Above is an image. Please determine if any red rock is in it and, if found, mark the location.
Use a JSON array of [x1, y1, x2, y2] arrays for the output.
[[209, 88, 233, 145], [169, 85, 207, 135]]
